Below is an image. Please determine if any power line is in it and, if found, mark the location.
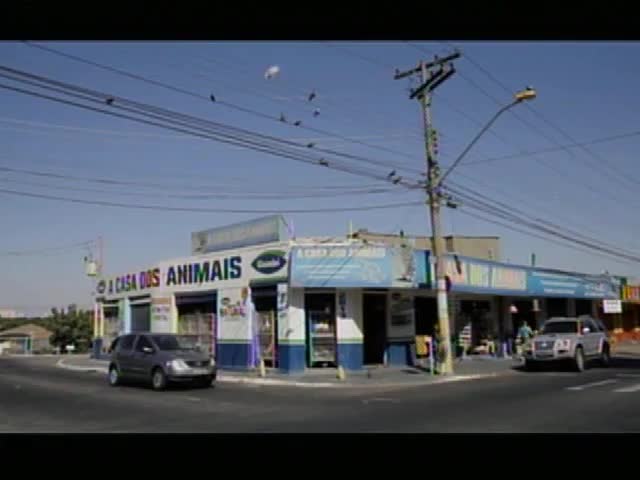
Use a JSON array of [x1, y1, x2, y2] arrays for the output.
[[0, 65, 426, 184], [23, 42, 426, 170], [446, 181, 640, 258], [0, 174, 404, 200], [429, 42, 640, 193], [454, 208, 638, 268], [447, 186, 640, 263], [0, 77, 420, 189], [0, 186, 424, 214], [0, 240, 95, 257]]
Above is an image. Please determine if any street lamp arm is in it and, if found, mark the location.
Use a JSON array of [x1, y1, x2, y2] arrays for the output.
[[437, 99, 519, 187]]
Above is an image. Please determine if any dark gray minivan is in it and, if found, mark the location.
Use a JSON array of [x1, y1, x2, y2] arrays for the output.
[[108, 333, 216, 391]]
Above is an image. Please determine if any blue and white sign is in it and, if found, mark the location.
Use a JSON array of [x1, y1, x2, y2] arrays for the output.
[[191, 215, 288, 254], [443, 254, 620, 299], [290, 246, 427, 288], [527, 270, 619, 299]]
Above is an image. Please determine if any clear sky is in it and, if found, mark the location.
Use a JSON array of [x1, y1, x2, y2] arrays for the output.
[[1, 41, 639, 315]]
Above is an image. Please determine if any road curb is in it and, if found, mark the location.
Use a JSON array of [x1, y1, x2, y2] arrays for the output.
[[56, 359, 508, 388]]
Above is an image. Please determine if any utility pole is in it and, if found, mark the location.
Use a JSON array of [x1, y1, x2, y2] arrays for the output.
[[395, 51, 460, 374]]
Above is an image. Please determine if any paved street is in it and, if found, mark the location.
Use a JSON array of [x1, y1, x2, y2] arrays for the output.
[[1, 355, 640, 432]]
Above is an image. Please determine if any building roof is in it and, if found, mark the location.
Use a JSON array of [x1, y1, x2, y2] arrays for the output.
[[352, 230, 500, 240], [0, 323, 53, 340]]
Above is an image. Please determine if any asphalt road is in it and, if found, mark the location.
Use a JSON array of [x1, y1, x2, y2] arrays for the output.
[[1, 355, 640, 432]]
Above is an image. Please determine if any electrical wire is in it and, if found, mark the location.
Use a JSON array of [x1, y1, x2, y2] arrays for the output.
[[0, 240, 95, 257], [0, 175, 403, 200], [0, 78, 420, 190], [414, 42, 640, 195], [23, 42, 427, 169], [0, 65, 426, 184], [446, 186, 640, 263], [0, 186, 424, 214]]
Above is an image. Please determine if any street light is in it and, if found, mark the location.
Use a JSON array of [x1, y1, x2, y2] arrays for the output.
[[431, 87, 537, 376], [438, 87, 537, 187]]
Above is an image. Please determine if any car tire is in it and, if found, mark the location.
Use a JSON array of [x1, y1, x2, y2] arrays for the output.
[[574, 346, 585, 372], [151, 367, 168, 391], [524, 360, 538, 372], [108, 365, 120, 387], [600, 343, 611, 368]]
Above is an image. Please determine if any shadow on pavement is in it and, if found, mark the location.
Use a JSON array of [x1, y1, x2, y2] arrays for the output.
[[510, 354, 640, 373]]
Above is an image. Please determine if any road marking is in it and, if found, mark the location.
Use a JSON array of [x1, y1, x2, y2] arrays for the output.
[[362, 397, 399, 404], [613, 383, 640, 393], [185, 396, 201, 402], [566, 379, 618, 391], [616, 373, 640, 379]]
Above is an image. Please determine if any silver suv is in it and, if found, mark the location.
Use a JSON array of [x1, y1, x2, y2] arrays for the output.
[[524, 316, 611, 372], [108, 333, 217, 390]]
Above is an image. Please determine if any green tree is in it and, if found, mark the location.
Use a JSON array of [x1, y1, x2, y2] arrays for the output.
[[49, 305, 93, 353]]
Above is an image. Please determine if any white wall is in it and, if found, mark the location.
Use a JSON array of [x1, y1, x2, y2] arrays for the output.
[[279, 287, 305, 344], [336, 289, 363, 342]]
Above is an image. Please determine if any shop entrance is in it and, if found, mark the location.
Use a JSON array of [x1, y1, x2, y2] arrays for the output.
[[575, 299, 592, 317], [175, 292, 216, 357], [130, 299, 151, 332], [414, 297, 438, 336], [547, 298, 568, 318], [363, 294, 386, 365], [252, 285, 278, 368], [305, 293, 337, 368], [511, 300, 537, 334], [103, 302, 120, 348]]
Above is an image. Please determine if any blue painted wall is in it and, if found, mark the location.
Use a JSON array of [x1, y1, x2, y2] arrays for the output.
[[337, 342, 364, 370], [278, 343, 306, 373], [217, 342, 252, 370], [386, 342, 415, 367]]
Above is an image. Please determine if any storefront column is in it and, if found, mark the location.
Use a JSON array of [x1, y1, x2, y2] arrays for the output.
[[567, 299, 576, 317], [278, 286, 306, 373], [386, 291, 416, 367], [217, 287, 253, 370], [336, 289, 363, 371], [121, 297, 131, 334]]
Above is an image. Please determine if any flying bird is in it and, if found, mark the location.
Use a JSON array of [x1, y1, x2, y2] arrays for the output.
[[392, 176, 402, 184], [387, 170, 396, 179], [105, 97, 114, 105], [210, 94, 216, 102], [306, 142, 315, 148], [264, 65, 281, 80], [307, 90, 316, 102], [319, 159, 329, 166], [279, 113, 287, 123], [313, 108, 320, 117], [293, 120, 302, 127]]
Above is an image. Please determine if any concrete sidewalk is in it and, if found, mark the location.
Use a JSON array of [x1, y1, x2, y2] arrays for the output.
[[57, 355, 517, 388], [615, 341, 640, 356]]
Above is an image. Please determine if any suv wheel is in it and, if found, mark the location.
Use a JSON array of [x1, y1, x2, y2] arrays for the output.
[[574, 346, 585, 372], [151, 368, 167, 391], [108, 365, 120, 387], [600, 343, 611, 367]]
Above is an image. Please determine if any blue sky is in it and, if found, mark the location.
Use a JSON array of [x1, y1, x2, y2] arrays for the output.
[[1, 41, 639, 315]]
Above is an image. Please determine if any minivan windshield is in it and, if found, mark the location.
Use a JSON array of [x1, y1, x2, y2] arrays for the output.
[[541, 321, 578, 334], [151, 335, 199, 351]]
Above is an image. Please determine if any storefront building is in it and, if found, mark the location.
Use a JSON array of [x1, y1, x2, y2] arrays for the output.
[[91, 216, 623, 374], [440, 254, 621, 351]]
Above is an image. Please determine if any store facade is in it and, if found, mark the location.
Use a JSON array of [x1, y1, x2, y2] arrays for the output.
[[93, 241, 290, 370], [287, 243, 429, 371], [440, 254, 621, 352]]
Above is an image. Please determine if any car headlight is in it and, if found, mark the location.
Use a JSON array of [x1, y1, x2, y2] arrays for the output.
[[555, 339, 571, 349], [167, 359, 190, 371]]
